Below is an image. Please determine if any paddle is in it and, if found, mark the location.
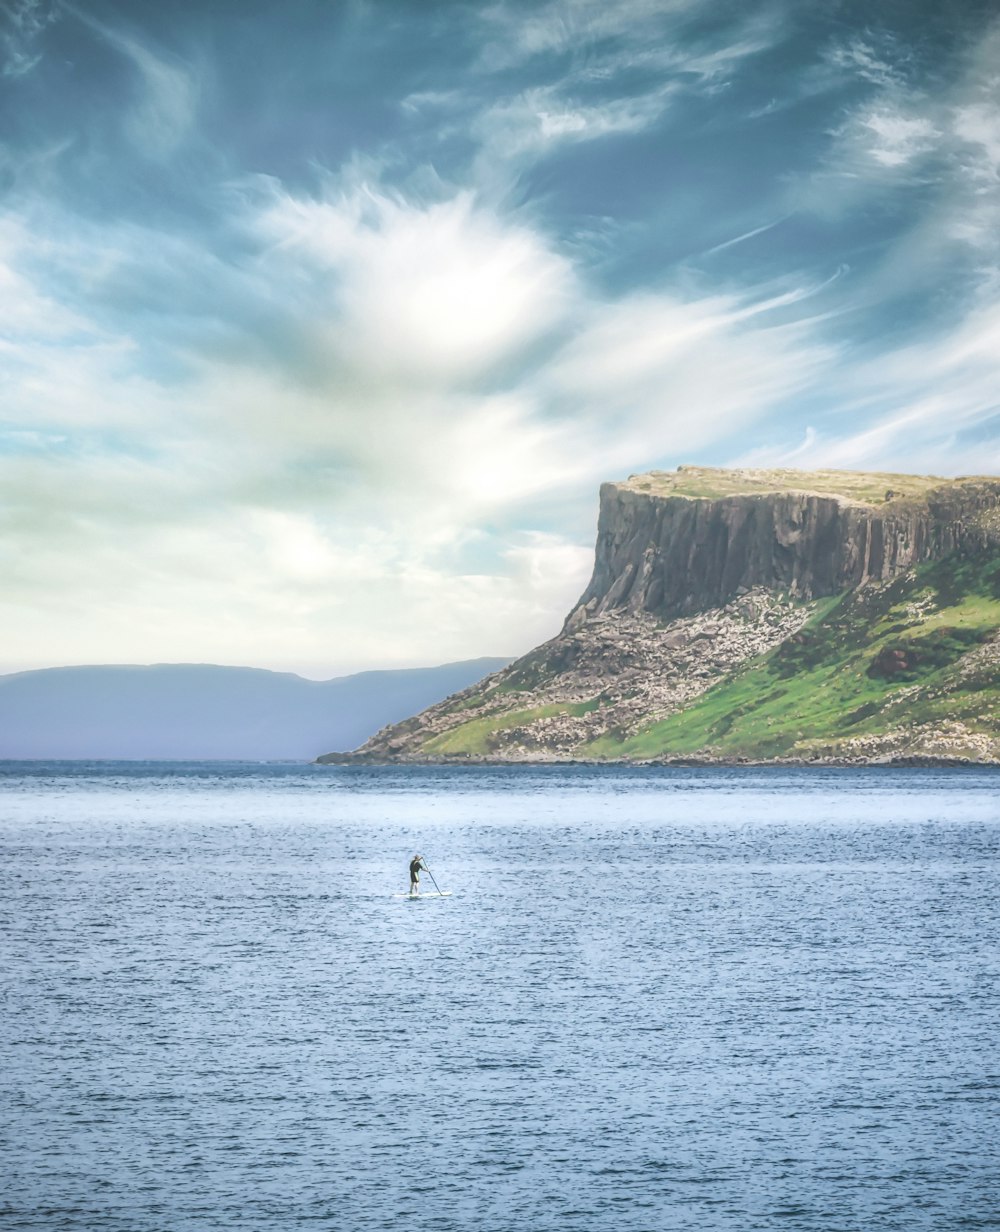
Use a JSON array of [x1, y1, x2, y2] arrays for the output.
[[423, 862, 444, 896]]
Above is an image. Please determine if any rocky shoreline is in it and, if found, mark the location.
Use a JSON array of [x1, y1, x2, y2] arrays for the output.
[[318, 750, 1000, 768]]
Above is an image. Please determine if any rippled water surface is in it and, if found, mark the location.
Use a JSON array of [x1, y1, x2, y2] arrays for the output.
[[2, 763, 998, 1231]]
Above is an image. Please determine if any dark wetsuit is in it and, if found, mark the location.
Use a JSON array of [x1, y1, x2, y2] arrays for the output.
[[409, 858, 425, 890]]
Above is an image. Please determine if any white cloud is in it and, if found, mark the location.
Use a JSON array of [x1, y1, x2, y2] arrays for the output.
[[857, 108, 939, 168], [810, 94, 942, 195], [0, 165, 846, 674], [0, 176, 597, 673], [953, 101, 1000, 173], [255, 183, 576, 385]]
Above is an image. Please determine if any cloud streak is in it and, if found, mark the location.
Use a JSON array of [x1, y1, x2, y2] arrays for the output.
[[66, 5, 200, 157]]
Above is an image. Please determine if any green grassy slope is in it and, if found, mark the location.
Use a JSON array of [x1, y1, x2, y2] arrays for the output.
[[421, 700, 600, 755], [585, 553, 1000, 761]]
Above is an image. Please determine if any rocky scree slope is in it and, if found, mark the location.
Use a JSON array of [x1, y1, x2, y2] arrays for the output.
[[319, 468, 1000, 764]]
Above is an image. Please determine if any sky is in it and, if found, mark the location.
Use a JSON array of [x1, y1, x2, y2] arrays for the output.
[[2, 0, 999, 678]]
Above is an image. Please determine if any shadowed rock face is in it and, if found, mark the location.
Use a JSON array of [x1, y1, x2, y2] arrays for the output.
[[566, 473, 1000, 628]]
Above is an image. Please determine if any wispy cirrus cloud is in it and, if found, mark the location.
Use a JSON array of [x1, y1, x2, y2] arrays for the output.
[[65, 5, 200, 157], [468, 83, 679, 185], [854, 107, 940, 169], [448, 0, 785, 189], [475, 0, 736, 73], [1, 0, 55, 78], [825, 35, 911, 90], [791, 15, 1000, 310], [734, 294, 1000, 477]]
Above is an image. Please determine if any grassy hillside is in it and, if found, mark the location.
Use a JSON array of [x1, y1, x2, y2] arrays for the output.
[[585, 553, 1000, 762], [355, 549, 1000, 764], [340, 466, 1000, 764], [421, 700, 601, 756]]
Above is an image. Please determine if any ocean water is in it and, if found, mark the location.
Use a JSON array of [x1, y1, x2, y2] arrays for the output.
[[1, 762, 998, 1232]]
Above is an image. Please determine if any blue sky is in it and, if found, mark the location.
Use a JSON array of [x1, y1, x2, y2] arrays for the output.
[[2, 0, 999, 676]]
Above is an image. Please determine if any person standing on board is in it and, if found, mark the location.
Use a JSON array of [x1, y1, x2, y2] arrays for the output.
[[409, 854, 427, 895]]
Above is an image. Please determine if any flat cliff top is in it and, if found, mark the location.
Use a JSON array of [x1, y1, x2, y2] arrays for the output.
[[619, 466, 974, 506]]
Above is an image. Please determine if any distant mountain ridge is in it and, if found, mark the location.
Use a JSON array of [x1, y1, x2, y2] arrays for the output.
[[322, 468, 1000, 765], [0, 659, 510, 760]]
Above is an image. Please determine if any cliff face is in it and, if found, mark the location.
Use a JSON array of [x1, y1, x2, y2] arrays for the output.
[[319, 468, 1000, 766], [566, 470, 1000, 628]]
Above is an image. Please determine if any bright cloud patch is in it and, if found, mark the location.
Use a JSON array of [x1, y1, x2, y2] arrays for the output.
[[859, 109, 939, 167], [257, 186, 575, 383]]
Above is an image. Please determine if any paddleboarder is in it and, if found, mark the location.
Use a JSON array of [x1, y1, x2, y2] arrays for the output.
[[409, 854, 427, 895]]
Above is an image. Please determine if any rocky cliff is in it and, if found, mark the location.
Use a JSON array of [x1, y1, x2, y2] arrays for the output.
[[319, 468, 1000, 765], [566, 468, 1000, 627]]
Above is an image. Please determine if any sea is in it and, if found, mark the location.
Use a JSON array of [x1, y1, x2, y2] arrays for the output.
[[1, 762, 998, 1232]]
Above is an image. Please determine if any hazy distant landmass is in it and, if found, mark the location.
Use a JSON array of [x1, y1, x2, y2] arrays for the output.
[[0, 660, 510, 760]]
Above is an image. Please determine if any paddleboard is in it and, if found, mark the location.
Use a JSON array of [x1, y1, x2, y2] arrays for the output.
[[393, 891, 453, 899]]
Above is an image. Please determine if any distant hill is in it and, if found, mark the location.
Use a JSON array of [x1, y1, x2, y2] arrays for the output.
[[0, 659, 510, 760]]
